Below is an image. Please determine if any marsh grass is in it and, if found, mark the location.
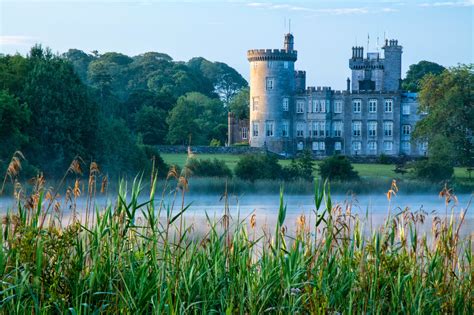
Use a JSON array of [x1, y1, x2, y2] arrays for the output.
[[0, 154, 472, 314]]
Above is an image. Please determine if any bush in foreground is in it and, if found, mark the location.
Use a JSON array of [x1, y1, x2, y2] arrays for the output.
[[412, 159, 454, 182], [234, 153, 282, 182], [187, 157, 232, 178]]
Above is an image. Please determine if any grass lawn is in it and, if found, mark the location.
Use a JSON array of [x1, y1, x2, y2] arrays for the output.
[[160, 153, 473, 181]]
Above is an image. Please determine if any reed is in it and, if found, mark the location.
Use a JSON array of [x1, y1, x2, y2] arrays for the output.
[[0, 157, 472, 314]]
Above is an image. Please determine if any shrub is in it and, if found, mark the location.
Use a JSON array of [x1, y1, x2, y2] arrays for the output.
[[187, 157, 232, 178], [412, 159, 453, 182], [209, 139, 221, 147], [378, 154, 391, 165], [318, 155, 359, 181], [235, 153, 282, 182]]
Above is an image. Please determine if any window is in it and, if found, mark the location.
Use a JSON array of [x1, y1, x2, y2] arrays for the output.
[[402, 104, 410, 115], [352, 141, 362, 152], [384, 99, 393, 113], [266, 77, 274, 90], [368, 99, 377, 113], [352, 121, 362, 137], [402, 125, 411, 136], [333, 121, 343, 137], [297, 141, 304, 150], [284, 61, 289, 69], [334, 142, 342, 151], [296, 122, 305, 137], [353, 99, 362, 113], [402, 141, 410, 152], [383, 121, 393, 137], [319, 121, 326, 137], [283, 98, 289, 111], [312, 100, 319, 113], [319, 141, 325, 150], [421, 141, 428, 151], [311, 121, 318, 137], [321, 100, 326, 113], [267, 61, 273, 68], [334, 100, 343, 114], [253, 61, 258, 69], [296, 100, 305, 113], [368, 141, 377, 151], [368, 121, 377, 137], [312, 142, 318, 151], [383, 141, 393, 152], [252, 122, 259, 137], [282, 120, 289, 137], [252, 97, 259, 111], [241, 127, 248, 140], [265, 121, 274, 137]]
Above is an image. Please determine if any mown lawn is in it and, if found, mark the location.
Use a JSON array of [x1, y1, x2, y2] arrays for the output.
[[160, 153, 472, 180]]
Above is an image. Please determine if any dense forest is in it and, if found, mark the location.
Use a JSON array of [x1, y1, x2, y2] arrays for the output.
[[0, 46, 249, 177]]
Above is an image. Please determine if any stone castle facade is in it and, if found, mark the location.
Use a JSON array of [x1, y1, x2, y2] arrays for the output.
[[228, 34, 427, 157]]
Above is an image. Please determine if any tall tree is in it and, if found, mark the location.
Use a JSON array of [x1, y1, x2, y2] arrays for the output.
[[166, 92, 226, 145], [413, 64, 473, 166], [228, 87, 249, 119], [402, 60, 445, 92]]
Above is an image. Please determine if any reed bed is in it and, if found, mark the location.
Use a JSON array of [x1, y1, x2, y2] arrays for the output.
[[0, 157, 472, 314]]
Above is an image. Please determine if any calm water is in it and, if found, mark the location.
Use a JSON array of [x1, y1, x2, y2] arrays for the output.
[[1, 193, 472, 236]]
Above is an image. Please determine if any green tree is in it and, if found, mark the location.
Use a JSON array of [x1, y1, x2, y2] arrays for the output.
[[413, 64, 473, 167], [166, 92, 226, 145], [318, 155, 359, 181], [402, 60, 445, 92], [134, 105, 167, 145], [0, 90, 31, 159], [234, 154, 282, 182], [228, 87, 249, 119]]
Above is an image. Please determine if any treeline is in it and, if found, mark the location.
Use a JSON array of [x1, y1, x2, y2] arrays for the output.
[[0, 46, 248, 177]]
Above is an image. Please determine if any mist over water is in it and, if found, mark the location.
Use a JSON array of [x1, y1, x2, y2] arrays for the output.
[[1, 192, 472, 237]]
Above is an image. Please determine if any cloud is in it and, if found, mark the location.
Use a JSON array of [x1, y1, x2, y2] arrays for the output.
[[0, 35, 36, 46], [419, 0, 474, 7], [245, 2, 371, 15]]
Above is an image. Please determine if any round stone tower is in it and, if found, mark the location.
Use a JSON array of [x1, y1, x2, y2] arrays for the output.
[[247, 33, 298, 154]]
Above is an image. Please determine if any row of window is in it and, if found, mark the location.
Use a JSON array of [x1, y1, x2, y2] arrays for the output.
[[251, 96, 411, 115], [293, 141, 427, 153], [251, 121, 411, 138], [252, 61, 290, 69]]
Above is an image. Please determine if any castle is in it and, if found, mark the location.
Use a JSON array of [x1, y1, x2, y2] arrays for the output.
[[228, 34, 427, 157]]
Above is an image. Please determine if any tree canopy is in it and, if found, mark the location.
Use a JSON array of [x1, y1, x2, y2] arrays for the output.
[[413, 64, 473, 167], [402, 60, 445, 92]]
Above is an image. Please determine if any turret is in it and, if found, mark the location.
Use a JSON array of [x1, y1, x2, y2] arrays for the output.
[[382, 39, 403, 91], [295, 70, 306, 93], [247, 34, 298, 153], [284, 33, 294, 52]]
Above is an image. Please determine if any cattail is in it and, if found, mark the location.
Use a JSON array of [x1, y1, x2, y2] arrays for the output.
[[73, 179, 81, 198], [250, 213, 256, 229], [178, 176, 188, 191], [100, 176, 108, 194], [90, 162, 99, 175], [68, 158, 83, 176], [167, 166, 178, 180]]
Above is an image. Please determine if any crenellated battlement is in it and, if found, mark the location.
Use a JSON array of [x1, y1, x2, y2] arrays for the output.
[[247, 49, 297, 62]]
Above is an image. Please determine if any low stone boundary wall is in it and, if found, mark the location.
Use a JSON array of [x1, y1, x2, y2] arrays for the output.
[[155, 145, 265, 155]]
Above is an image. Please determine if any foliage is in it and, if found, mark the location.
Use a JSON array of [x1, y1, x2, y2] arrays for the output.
[[186, 157, 232, 178], [228, 87, 249, 119], [318, 155, 359, 181], [413, 64, 473, 167], [402, 60, 445, 92], [0, 90, 31, 161], [0, 174, 471, 314], [187, 57, 248, 104], [234, 153, 282, 182], [411, 159, 454, 182], [166, 92, 226, 145], [209, 139, 221, 147]]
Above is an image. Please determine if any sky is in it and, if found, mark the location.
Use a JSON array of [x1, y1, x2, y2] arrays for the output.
[[1, 0, 473, 89]]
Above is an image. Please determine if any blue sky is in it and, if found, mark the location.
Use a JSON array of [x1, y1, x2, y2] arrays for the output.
[[1, 0, 472, 89]]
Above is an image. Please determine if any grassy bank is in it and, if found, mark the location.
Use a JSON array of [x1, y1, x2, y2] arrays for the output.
[[0, 170, 472, 313], [160, 153, 472, 180]]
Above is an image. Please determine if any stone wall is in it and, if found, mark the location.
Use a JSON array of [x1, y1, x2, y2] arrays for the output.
[[155, 145, 265, 155]]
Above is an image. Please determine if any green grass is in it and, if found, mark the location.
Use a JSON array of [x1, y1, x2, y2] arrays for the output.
[[0, 173, 471, 314], [161, 153, 473, 180]]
